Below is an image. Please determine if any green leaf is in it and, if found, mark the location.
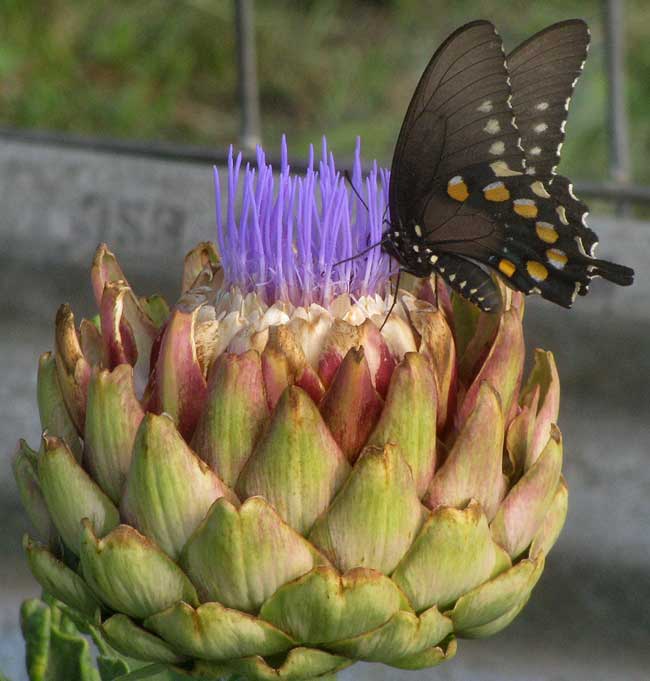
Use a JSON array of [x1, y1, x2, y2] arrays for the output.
[[110, 665, 167, 681], [21, 599, 50, 681], [97, 657, 130, 681], [21, 598, 101, 681]]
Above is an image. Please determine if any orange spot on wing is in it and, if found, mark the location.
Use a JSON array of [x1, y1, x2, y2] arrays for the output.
[[535, 222, 559, 244], [483, 183, 510, 202], [513, 200, 538, 219], [547, 249, 568, 268], [526, 261, 549, 281], [498, 259, 516, 277], [447, 179, 469, 202]]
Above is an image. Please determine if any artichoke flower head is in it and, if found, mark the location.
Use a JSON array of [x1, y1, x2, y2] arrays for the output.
[[14, 137, 567, 681]]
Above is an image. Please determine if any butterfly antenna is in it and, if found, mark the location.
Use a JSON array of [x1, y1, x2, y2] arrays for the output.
[[345, 168, 394, 230], [382, 204, 391, 228], [344, 169, 370, 212], [380, 269, 402, 331], [333, 238, 385, 267]]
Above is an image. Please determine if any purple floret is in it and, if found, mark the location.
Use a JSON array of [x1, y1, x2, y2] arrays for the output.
[[214, 136, 392, 306]]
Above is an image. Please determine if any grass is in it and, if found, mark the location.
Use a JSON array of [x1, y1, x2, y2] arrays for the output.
[[1, 0, 649, 186]]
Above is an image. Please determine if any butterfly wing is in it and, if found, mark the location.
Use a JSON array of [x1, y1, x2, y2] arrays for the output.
[[388, 21, 525, 310], [390, 20, 524, 228], [504, 19, 632, 295], [386, 20, 634, 312], [507, 19, 589, 177]]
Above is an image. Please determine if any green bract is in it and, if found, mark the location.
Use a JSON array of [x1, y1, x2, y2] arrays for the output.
[[14, 243, 567, 681]]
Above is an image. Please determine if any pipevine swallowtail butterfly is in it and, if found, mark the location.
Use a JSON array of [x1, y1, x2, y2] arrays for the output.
[[379, 19, 634, 312]]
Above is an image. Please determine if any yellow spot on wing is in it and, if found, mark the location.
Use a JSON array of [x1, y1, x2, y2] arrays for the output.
[[526, 261, 549, 281], [483, 182, 510, 202], [556, 205, 569, 225], [530, 181, 551, 198], [498, 259, 516, 277], [513, 199, 538, 219], [536, 222, 559, 244], [447, 177, 469, 202], [490, 160, 522, 177]]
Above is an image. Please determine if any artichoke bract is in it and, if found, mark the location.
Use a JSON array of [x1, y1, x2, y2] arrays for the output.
[[14, 138, 567, 681]]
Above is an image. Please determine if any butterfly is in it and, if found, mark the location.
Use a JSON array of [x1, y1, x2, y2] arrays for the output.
[[381, 19, 634, 312]]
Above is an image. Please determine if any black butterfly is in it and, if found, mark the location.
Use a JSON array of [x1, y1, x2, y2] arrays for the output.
[[381, 19, 634, 312]]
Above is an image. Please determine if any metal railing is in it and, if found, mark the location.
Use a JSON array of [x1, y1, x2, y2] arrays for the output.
[[0, 0, 644, 213]]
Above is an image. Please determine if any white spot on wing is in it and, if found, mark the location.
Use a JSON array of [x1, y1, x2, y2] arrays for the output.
[[574, 236, 588, 256], [534, 122, 548, 134], [571, 282, 580, 304], [484, 119, 501, 134], [489, 141, 505, 156], [526, 166, 536, 175], [530, 146, 542, 156], [449, 175, 464, 185], [536, 102, 549, 111], [414, 224, 422, 237], [477, 100, 493, 113]]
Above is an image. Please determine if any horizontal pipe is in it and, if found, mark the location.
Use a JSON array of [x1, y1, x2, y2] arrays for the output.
[[2, 127, 650, 206]]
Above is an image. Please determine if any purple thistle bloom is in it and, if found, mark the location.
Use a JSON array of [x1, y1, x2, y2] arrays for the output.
[[214, 136, 393, 307]]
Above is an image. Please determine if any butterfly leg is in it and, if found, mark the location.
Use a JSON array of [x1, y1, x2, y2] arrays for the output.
[[380, 269, 402, 331]]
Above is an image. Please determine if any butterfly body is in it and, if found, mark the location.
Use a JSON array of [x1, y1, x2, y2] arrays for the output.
[[381, 19, 634, 312]]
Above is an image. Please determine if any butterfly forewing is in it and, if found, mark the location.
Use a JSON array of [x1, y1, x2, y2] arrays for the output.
[[507, 19, 590, 177], [390, 20, 524, 234]]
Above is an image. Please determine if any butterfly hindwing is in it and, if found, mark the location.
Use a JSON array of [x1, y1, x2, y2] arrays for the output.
[[507, 19, 590, 177]]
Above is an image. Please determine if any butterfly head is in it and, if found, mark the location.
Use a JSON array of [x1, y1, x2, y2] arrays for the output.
[[382, 222, 438, 278]]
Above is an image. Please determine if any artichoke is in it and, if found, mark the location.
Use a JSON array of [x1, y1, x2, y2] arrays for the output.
[[13, 139, 567, 681]]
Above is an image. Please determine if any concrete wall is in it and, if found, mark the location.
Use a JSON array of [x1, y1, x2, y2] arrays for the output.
[[1, 139, 648, 680]]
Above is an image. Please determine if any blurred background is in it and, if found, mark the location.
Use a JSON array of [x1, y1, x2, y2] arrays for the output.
[[1, 1, 648, 680]]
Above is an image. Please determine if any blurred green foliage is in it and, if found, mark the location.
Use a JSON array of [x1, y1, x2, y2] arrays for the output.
[[1, 0, 649, 182]]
